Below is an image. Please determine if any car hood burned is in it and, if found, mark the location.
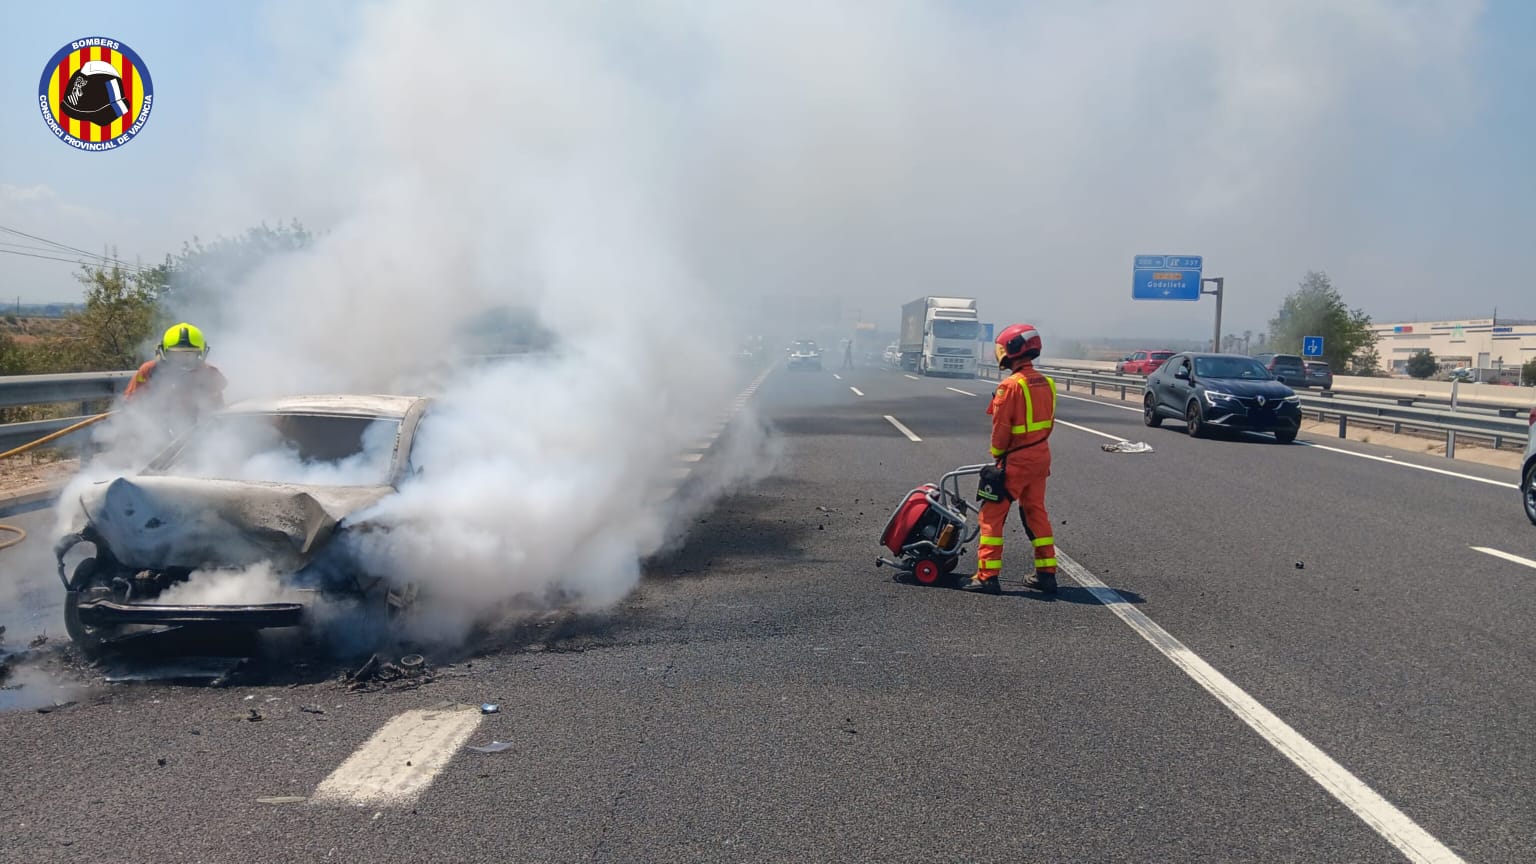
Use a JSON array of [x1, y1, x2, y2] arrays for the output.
[[64, 475, 395, 574]]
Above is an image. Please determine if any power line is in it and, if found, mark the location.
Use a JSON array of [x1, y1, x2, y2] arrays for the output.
[[0, 224, 154, 272], [0, 246, 152, 273]]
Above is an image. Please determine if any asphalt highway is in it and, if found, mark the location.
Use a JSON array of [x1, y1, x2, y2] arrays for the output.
[[1, 361, 1533, 863]]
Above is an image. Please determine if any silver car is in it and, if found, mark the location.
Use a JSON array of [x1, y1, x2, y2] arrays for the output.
[[1523, 405, 1536, 525]]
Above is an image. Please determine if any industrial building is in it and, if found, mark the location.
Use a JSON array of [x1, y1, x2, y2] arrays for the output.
[[1369, 318, 1536, 380]]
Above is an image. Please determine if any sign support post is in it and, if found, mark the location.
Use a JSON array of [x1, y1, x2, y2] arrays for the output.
[[1201, 277, 1224, 353]]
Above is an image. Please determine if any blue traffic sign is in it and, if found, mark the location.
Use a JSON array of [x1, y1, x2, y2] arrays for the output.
[[1132, 254, 1202, 301], [1303, 336, 1324, 357]]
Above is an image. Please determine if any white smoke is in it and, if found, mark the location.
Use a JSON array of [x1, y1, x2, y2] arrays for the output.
[[44, 0, 1486, 641]]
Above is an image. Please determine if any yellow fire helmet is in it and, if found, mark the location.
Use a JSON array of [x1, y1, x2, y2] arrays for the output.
[[159, 322, 208, 356]]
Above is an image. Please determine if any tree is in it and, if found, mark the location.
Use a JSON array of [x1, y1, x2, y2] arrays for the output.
[[1522, 356, 1536, 387], [28, 257, 161, 373], [1406, 349, 1438, 380], [1351, 343, 1384, 377], [1267, 271, 1377, 372], [158, 220, 314, 328]]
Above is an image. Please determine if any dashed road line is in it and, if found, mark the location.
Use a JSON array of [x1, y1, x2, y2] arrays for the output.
[[832, 373, 842, 380], [311, 704, 483, 807], [903, 374, 921, 381], [1471, 546, 1536, 571], [945, 387, 978, 397], [883, 415, 922, 442], [1057, 552, 1465, 864], [850, 387, 865, 397]]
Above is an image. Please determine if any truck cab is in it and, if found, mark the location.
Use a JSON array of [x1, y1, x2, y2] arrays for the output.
[[901, 297, 980, 378]]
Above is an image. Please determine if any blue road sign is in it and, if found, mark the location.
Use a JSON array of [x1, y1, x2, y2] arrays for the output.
[[981, 322, 994, 343], [1303, 336, 1324, 357], [1132, 254, 1202, 301]]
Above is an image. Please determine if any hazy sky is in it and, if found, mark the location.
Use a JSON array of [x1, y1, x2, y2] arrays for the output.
[[2, 0, 1532, 341]]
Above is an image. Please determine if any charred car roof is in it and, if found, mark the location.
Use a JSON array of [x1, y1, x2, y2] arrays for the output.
[[221, 394, 430, 418]]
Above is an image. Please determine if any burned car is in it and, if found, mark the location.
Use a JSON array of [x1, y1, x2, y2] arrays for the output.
[[55, 395, 431, 655]]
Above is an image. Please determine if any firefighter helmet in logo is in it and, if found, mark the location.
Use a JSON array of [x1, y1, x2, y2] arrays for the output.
[[38, 37, 154, 151]]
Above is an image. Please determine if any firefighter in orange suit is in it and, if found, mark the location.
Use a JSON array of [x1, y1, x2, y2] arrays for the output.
[[123, 322, 227, 434], [961, 323, 1058, 594]]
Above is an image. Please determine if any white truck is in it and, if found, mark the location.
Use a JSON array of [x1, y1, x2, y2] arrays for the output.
[[899, 297, 980, 377]]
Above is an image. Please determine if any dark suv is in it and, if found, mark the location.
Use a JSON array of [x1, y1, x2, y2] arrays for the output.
[[1253, 353, 1308, 387]]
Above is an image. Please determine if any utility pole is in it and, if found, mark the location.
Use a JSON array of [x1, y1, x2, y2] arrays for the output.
[[1201, 277, 1224, 354]]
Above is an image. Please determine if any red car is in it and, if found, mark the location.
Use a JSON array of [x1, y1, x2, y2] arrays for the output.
[[1116, 349, 1175, 375]]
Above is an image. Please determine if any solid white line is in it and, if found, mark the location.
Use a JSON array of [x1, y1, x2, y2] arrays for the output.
[[883, 415, 923, 442], [904, 374, 921, 381], [945, 387, 978, 397], [1054, 418, 1128, 443], [1058, 392, 1142, 413], [1057, 552, 1464, 864], [849, 387, 865, 397], [311, 705, 483, 807], [1299, 442, 1519, 490], [1471, 546, 1536, 571]]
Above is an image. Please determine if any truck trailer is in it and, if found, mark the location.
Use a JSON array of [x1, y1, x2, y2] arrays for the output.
[[899, 297, 980, 377]]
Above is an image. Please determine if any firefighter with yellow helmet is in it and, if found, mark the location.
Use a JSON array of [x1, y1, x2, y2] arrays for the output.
[[123, 322, 227, 430]]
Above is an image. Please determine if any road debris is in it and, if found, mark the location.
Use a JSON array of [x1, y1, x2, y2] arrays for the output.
[[29, 632, 48, 649], [300, 704, 326, 715], [256, 796, 307, 805], [1101, 441, 1154, 454], [247, 708, 264, 722], [1295, 561, 1306, 570], [103, 657, 243, 684], [480, 703, 500, 715], [467, 740, 513, 753], [344, 652, 433, 692]]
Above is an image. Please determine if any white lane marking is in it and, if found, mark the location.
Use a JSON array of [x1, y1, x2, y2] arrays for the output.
[[1299, 442, 1519, 491], [311, 705, 483, 807], [883, 415, 923, 442], [1058, 392, 1142, 413], [849, 387, 865, 397], [679, 453, 704, 462], [945, 387, 978, 397], [904, 374, 921, 381], [1054, 418, 1127, 443], [1471, 546, 1536, 571], [1057, 552, 1464, 864], [832, 373, 842, 380]]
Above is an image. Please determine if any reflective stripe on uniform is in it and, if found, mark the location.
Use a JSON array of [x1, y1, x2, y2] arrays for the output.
[[1034, 557, 1058, 569], [990, 445, 1005, 457], [1007, 373, 1057, 435], [979, 535, 1003, 546], [1032, 536, 1054, 547], [982, 559, 1004, 570]]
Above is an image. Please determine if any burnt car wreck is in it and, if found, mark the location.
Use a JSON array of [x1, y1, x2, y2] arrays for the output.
[[54, 395, 430, 655]]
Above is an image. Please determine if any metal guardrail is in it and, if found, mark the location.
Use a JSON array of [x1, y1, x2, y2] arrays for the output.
[[1029, 365, 1529, 458], [0, 370, 132, 410], [0, 371, 130, 455]]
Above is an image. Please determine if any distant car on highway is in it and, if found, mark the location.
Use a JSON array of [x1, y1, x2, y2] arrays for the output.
[[1304, 361, 1334, 390], [1523, 405, 1536, 525], [1144, 353, 1302, 443], [883, 342, 901, 366], [1252, 352, 1309, 387], [1116, 350, 1175, 376], [787, 339, 822, 371], [54, 394, 433, 656]]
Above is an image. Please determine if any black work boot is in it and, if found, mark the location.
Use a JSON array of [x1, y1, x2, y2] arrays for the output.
[[958, 575, 1002, 594], [1024, 571, 1057, 594]]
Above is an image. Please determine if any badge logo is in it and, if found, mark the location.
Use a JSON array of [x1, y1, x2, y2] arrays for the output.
[[38, 37, 153, 151], [1256, 395, 1266, 407]]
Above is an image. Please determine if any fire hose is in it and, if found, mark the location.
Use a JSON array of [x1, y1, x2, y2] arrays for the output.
[[0, 412, 113, 552]]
